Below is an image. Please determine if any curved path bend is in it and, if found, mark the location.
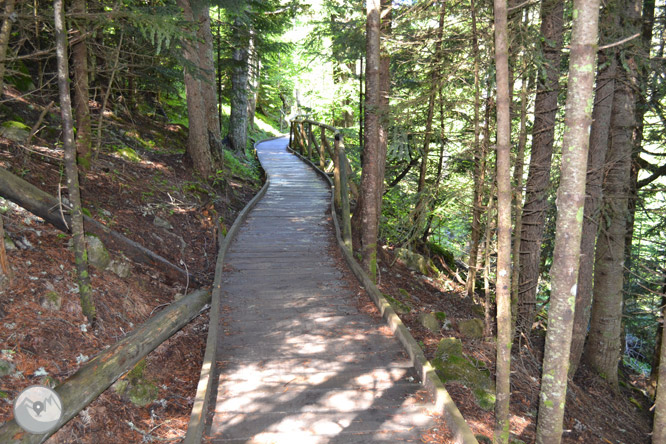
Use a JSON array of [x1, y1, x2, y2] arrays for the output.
[[204, 137, 436, 443]]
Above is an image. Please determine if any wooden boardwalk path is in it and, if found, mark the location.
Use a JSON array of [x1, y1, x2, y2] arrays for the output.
[[204, 137, 436, 443]]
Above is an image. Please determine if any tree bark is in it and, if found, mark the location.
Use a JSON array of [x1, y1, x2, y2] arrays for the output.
[[71, 0, 92, 170], [535, 0, 601, 441], [511, 69, 530, 329], [493, 0, 512, 440], [55, 0, 96, 324], [0, 0, 16, 95], [359, 0, 382, 280], [194, 0, 223, 161], [569, 3, 619, 377], [516, 0, 564, 335], [377, 0, 391, 220], [230, 17, 250, 154], [655, 312, 666, 443], [585, 0, 641, 388], [466, 0, 484, 299], [178, 0, 213, 177]]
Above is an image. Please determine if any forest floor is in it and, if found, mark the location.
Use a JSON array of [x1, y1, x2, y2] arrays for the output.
[[0, 86, 655, 444], [0, 88, 261, 442], [374, 244, 655, 444]]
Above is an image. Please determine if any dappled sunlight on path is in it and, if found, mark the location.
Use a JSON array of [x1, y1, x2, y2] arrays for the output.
[[204, 137, 436, 443]]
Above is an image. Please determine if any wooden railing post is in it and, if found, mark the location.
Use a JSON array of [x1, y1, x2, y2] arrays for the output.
[[289, 121, 294, 149], [333, 132, 342, 210], [307, 122, 313, 159], [298, 122, 307, 155], [335, 133, 352, 249], [319, 128, 326, 170]]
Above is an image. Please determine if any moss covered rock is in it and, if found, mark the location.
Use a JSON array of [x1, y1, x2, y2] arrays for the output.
[[395, 247, 433, 275], [418, 312, 441, 333], [458, 318, 484, 338], [85, 235, 111, 270], [0, 121, 30, 143], [114, 359, 159, 407], [0, 359, 15, 377], [40, 291, 62, 311], [433, 337, 495, 410]]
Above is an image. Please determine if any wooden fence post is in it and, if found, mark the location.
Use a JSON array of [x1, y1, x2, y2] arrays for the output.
[[333, 132, 342, 210], [298, 122, 307, 155], [307, 122, 313, 159], [319, 128, 326, 170], [289, 121, 294, 149], [335, 134, 352, 249]]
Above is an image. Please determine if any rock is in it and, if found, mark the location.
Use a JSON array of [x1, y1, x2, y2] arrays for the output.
[[153, 216, 173, 230], [113, 359, 159, 407], [0, 121, 30, 143], [0, 359, 15, 377], [395, 248, 433, 275], [40, 291, 62, 311], [108, 260, 131, 278], [4, 236, 16, 251], [458, 318, 484, 338], [418, 312, 441, 333], [434, 337, 495, 410], [85, 235, 111, 270]]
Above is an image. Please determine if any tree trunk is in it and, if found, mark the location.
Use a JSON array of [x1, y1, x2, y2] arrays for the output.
[[412, 1, 444, 244], [466, 0, 484, 299], [193, 0, 223, 161], [230, 17, 250, 154], [359, 0, 382, 280], [247, 31, 259, 131], [0, 0, 16, 95], [0, 215, 11, 289], [178, 0, 213, 177], [569, 4, 619, 377], [377, 0, 391, 220], [71, 0, 92, 170], [535, 0, 601, 441], [585, 0, 641, 387], [511, 70, 530, 330], [55, 0, 96, 324], [493, 0, 512, 440], [655, 313, 666, 443], [516, 0, 564, 335]]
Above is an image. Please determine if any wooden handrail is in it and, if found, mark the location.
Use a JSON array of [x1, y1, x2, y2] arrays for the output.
[[289, 117, 353, 250]]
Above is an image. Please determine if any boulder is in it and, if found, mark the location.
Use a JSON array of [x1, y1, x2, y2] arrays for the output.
[[153, 216, 173, 230], [458, 318, 484, 338], [0, 121, 30, 143], [0, 358, 15, 377], [395, 248, 432, 275], [108, 259, 131, 278], [85, 235, 111, 270], [433, 337, 495, 410], [418, 312, 441, 334], [40, 291, 62, 311]]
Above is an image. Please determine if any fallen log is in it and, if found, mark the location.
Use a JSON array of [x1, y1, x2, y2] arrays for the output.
[[0, 167, 193, 284], [0, 287, 211, 444]]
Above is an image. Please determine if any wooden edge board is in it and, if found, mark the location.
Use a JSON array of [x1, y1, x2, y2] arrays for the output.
[[287, 145, 480, 444], [183, 139, 273, 444]]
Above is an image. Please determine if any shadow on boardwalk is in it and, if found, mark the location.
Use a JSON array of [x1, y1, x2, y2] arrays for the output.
[[203, 137, 435, 443]]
